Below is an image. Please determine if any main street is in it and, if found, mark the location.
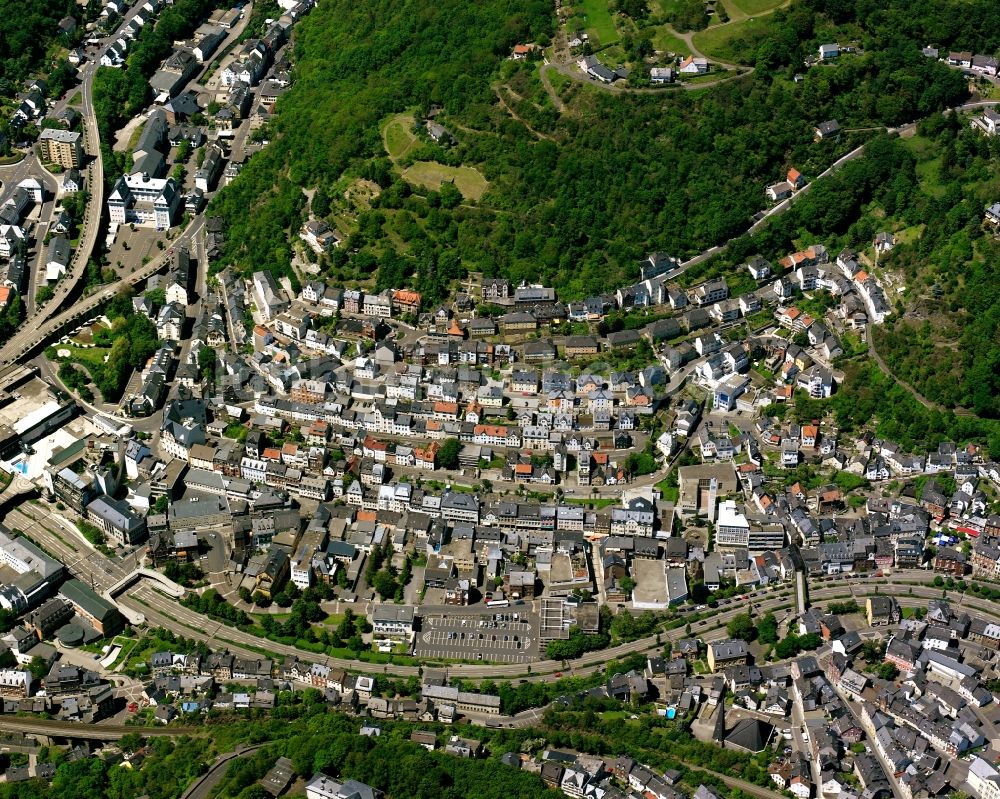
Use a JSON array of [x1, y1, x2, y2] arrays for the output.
[[110, 570, 967, 684]]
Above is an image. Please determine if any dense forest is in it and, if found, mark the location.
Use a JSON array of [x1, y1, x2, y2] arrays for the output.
[[0, 0, 76, 86], [0, 706, 774, 799], [207, 0, 972, 305]]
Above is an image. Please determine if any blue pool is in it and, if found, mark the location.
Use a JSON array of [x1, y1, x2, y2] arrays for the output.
[[666, 707, 676, 719]]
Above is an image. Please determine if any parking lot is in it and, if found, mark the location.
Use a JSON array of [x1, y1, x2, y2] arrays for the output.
[[414, 610, 539, 664]]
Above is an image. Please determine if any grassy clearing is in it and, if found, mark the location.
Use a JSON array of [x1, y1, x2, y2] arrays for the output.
[[729, 0, 786, 14], [655, 478, 680, 502], [579, 0, 619, 46], [382, 113, 419, 160], [565, 496, 619, 509], [691, 16, 773, 62], [57, 343, 110, 372], [652, 26, 691, 56], [402, 161, 489, 200]]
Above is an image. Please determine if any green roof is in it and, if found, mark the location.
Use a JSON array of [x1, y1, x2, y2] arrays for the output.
[[60, 578, 121, 624]]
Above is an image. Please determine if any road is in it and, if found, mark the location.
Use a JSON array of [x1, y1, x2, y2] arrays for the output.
[[111, 570, 973, 684], [181, 744, 265, 799], [0, 215, 204, 367], [0, 716, 198, 741]]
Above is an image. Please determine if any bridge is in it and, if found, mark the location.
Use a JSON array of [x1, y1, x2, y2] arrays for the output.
[[0, 717, 199, 741], [0, 216, 205, 366]]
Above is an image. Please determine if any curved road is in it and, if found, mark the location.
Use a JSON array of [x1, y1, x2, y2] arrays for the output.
[[0, 215, 204, 366], [117, 569, 972, 684]]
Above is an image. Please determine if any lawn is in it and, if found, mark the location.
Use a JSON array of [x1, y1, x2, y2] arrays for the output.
[[56, 343, 110, 374], [692, 16, 774, 63], [565, 496, 620, 509], [382, 113, 419, 160], [729, 0, 786, 15], [579, 0, 619, 46], [402, 162, 489, 201], [655, 477, 680, 502], [651, 26, 691, 56]]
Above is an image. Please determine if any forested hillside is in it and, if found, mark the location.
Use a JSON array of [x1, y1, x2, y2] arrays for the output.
[[207, 0, 969, 303], [0, 0, 77, 86]]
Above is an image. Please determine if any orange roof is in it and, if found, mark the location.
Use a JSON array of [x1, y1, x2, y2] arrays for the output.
[[679, 56, 694, 68], [515, 463, 533, 475], [356, 510, 377, 522], [787, 167, 802, 183], [784, 307, 801, 320], [513, 44, 531, 54], [254, 325, 268, 336], [392, 289, 421, 305], [364, 435, 387, 451], [855, 270, 869, 282], [592, 452, 609, 465], [800, 314, 815, 328], [433, 401, 458, 414], [790, 482, 803, 495], [802, 425, 818, 438], [474, 424, 508, 436], [447, 319, 464, 336], [426, 420, 443, 431], [281, 442, 299, 454], [262, 447, 281, 460], [0, 287, 11, 305]]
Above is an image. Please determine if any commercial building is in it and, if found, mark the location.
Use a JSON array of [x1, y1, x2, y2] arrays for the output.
[[38, 129, 83, 168], [60, 578, 126, 637], [108, 173, 180, 229], [678, 463, 738, 514], [86, 495, 148, 546], [715, 499, 750, 549], [371, 605, 416, 640], [0, 527, 65, 613]]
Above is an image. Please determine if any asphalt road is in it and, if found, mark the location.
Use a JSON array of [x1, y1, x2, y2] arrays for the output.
[[108, 570, 967, 684]]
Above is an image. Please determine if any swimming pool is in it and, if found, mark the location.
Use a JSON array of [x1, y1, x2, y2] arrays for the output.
[[11, 460, 28, 476], [666, 707, 676, 719]]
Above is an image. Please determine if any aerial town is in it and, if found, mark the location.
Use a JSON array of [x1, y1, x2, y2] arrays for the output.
[[1, 0, 1000, 797]]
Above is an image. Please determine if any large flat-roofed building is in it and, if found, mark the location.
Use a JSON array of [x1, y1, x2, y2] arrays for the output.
[[108, 173, 180, 229], [59, 578, 125, 637], [0, 527, 65, 613], [38, 128, 83, 169], [420, 683, 501, 715], [715, 499, 750, 549], [678, 463, 738, 514], [0, 377, 78, 456]]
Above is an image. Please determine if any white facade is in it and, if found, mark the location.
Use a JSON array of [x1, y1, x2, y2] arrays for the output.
[[108, 173, 180, 229], [716, 499, 750, 548]]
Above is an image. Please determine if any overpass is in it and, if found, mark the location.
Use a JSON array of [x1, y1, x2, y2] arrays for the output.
[[0, 717, 199, 741], [0, 216, 205, 365]]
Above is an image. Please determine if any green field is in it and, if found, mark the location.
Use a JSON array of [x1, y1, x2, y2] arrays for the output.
[[402, 161, 489, 200], [579, 0, 619, 46], [729, 0, 786, 15], [651, 26, 691, 56], [382, 113, 420, 160], [691, 16, 773, 62]]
